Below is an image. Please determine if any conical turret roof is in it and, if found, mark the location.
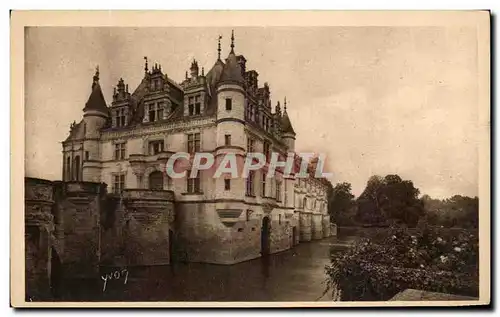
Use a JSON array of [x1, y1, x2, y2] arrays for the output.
[[83, 67, 109, 115], [281, 110, 296, 135]]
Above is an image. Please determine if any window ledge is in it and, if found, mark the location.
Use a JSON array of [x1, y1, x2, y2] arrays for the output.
[[181, 192, 204, 196]]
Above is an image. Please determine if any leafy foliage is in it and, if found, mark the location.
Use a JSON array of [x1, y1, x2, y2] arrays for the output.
[[422, 194, 479, 228], [324, 225, 479, 301], [356, 175, 424, 227], [328, 182, 356, 226]]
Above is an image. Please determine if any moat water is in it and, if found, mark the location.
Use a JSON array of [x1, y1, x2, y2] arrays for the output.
[[58, 236, 353, 302]]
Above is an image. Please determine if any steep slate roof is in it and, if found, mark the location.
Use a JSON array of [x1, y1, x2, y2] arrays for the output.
[[281, 110, 296, 135], [83, 78, 109, 115], [219, 51, 244, 85], [64, 120, 85, 142]]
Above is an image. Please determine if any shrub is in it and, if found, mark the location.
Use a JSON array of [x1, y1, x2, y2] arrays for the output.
[[324, 225, 479, 301]]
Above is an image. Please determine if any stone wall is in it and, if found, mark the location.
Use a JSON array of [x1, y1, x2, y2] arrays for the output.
[[299, 212, 312, 241], [25, 178, 55, 300], [311, 214, 323, 240], [121, 189, 175, 266], [54, 181, 106, 278], [175, 202, 232, 264]]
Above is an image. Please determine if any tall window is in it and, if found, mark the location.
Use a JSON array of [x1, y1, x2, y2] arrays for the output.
[[246, 171, 254, 196], [263, 141, 271, 162], [284, 181, 288, 206], [276, 180, 282, 202], [225, 134, 231, 146], [114, 143, 126, 160], [85, 151, 89, 161], [146, 103, 164, 122], [195, 95, 201, 115], [65, 156, 71, 180], [113, 174, 126, 194], [224, 179, 231, 190], [247, 137, 255, 153], [261, 172, 267, 197], [157, 102, 164, 120], [187, 170, 201, 193], [149, 140, 164, 155], [225, 98, 232, 111], [187, 133, 201, 153], [74, 156, 80, 181], [188, 96, 194, 116], [115, 108, 127, 127], [148, 104, 156, 122]]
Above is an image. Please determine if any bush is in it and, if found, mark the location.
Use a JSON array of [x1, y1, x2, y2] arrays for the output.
[[324, 224, 479, 301]]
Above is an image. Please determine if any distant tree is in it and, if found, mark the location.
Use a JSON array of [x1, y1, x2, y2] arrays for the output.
[[424, 194, 479, 229], [356, 175, 387, 225], [328, 182, 356, 225], [356, 174, 424, 227]]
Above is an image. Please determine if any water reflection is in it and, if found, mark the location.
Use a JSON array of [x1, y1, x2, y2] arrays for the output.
[[59, 236, 350, 302]]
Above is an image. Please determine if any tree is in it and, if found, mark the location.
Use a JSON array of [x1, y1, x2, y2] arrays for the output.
[[328, 182, 355, 225], [356, 175, 387, 225], [356, 174, 424, 227]]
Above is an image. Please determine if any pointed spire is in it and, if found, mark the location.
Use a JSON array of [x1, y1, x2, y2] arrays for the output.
[[276, 101, 281, 114], [84, 67, 108, 115], [92, 65, 99, 88], [217, 35, 222, 60], [144, 56, 148, 73], [185, 71, 188, 80], [230, 30, 235, 53]]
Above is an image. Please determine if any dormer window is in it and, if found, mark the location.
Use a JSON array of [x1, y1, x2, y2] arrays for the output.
[[188, 97, 194, 116], [188, 95, 202, 116], [195, 95, 201, 115], [149, 105, 156, 122], [145, 102, 165, 123], [114, 108, 127, 128], [157, 102, 164, 120]]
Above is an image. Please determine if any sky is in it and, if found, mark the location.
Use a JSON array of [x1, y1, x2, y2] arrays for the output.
[[24, 26, 479, 198]]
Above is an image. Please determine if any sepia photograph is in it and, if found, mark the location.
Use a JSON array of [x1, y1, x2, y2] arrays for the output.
[[10, 10, 490, 307]]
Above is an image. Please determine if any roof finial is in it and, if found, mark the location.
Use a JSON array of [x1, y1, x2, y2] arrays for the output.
[[217, 35, 222, 60], [284, 96, 287, 112], [201, 67, 205, 76], [230, 29, 235, 53], [92, 65, 99, 88], [144, 56, 148, 73]]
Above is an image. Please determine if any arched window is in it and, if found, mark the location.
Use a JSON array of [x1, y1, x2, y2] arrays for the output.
[[73, 156, 80, 181], [303, 197, 307, 209], [66, 156, 71, 181], [149, 171, 164, 190]]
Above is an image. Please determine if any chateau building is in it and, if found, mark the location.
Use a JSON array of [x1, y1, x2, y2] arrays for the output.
[[42, 31, 334, 269]]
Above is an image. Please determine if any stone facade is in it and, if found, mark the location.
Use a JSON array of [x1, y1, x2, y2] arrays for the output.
[[26, 33, 337, 296]]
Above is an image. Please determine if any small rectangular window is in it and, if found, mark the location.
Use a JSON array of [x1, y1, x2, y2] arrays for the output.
[[187, 170, 201, 193], [113, 174, 126, 194], [187, 133, 201, 153], [224, 179, 231, 191], [149, 140, 164, 155], [85, 151, 89, 160], [225, 98, 232, 111], [225, 134, 231, 146], [114, 143, 126, 160], [246, 171, 254, 196]]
